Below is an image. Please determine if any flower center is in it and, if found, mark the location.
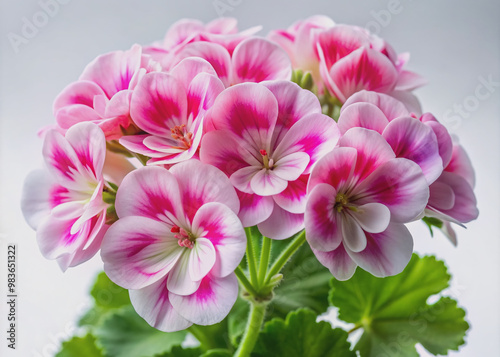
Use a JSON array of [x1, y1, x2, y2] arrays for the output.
[[171, 225, 195, 249], [334, 193, 349, 213], [171, 124, 193, 150], [260, 149, 274, 169]]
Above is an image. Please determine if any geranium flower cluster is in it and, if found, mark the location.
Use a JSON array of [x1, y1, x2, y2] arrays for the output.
[[21, 16, 478, 332]]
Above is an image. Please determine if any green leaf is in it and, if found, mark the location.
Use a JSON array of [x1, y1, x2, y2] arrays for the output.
[[200, 349, 233, 357], [422, 217, 444, 237], [253, 308, 355, 357], [153, 346, 204, 357], [189, 322, 233, 351], [55, 334, 104, 357], [94, 306, 186, 357], [79, 272, 131, 327], [330, 254, 469, 356]]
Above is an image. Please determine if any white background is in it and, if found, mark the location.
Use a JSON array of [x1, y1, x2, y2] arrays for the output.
[[0, 0, 499, 356]]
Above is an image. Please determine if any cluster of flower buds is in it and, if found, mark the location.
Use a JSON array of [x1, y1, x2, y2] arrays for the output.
[[21, 16, 478, 332]]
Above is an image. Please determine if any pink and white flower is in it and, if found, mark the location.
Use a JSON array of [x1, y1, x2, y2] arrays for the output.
[[21, 123, 111, 270], [305, 127, 429, 280], [53, 45, 161, 140], [338, 91, 452, 184], [201, 81, 339, 239], [425, 143, 479, 244], [172, 37, 292, 87], [100, 160, 246, 331], [118, 57, 225, 165]]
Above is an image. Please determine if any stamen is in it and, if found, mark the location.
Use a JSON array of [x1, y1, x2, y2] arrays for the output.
[[334, 193, 349, 213], [260, 149, 272, 169], [170, 124, 193, 149], [172, 225, 195, 249], [171, 225, 180, 233]]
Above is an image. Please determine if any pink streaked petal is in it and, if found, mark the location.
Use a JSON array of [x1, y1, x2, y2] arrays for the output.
[[169, 160, 240, 221], [273, 113, 339, 172], [167, 251, 202, 296], [115, 166, 183, 223], [395, 70, 427, 91], [347, 202, 390, 234], [174, 42, 232, 86], [205, 17, 238, 34], [200, 130, 260, 176], [273, 174, 308, 214], [55, 104, 101, 130], [307, 147, 357, 193], [341, 214, 367, 253], [130, 72, 187, 137], [272, 152, 310, 181], [97, 116, 133, 141], [188, 238, 216, 282], [237, 191, 274, 227], [250, 169, 288, 196], [186, 73, 225, 120], [130, 277, 192, 332], [258, 204, 304, 240], [202, 25, 263, 55], [312, 244, 357, 281], [51, 201, 84, 221], [389, 90, 423, 116], [102, 150, 137, 186], [119, 135, 167, 158], [104, 90, 132, 118], [101, 216, 184, 289], [232, 38, 292, 84], [339, 127, 395, 183], [342, 90, 409, 121], [428, 180, 455, 211], [338, 102, 390, 135], [93, 94, 108, 117], [304, 183, 342, 251], [65, 122, 106, 179], [143, 135, 187, 153], [191, 202, 246, 278], [353, 158, 429, 223], [230, 166, 262, 194], [170, 57, 217, 91], [53, 80, 106, 113], [347, 223, 413, 278], [170, 273, 238, 325], [420, 114, 453, 168], [383, 117, 443, 184], [445, 144, 476, 188], [328, 47, 398, 102], [21, 169, 58, 230], [208, 83, 278, 151], [163, 19, 204, 49], [262, 81, 322, 148], [71, 183, 108, 234]]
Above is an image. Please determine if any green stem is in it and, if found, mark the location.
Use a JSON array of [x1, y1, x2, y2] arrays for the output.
[[257, 237, 272, 287], [245, 227, 258, 286], [133, 152, 149, 166], [265, 230, 306, 283], [188, 325, 215, 350], [234, 301, 267, 357], [235, 267, 258, 296]]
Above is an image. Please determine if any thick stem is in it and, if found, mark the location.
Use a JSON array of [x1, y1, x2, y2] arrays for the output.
[[265, 230, 306, 283], [257, 237, 272, 287], [234, 301, 267, 357], [188, 325, 216, 350], [235, 267, 258, 296], [245, 227, 259, 286]]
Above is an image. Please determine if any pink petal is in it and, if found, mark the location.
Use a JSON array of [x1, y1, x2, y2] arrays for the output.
[[65, 122, 106, 179], [169, 273, 238, 325], [250, 169, 288, 196], [395, 70, 427, 91], [326, 47, 398, 102], [346, 223, 413, 278], [188, 238, 216, 282], [53, 80, 105, 113], [312, 244, 357, 281], [273, 174, 308, 214], [191, 202, 246, 278], [130, 72, 187, 137], [258, 204, 304, 240], [347, 202, 391, 234], [230, 166, 262, 194], [342, 90, 409, 121], [273, 113, 339, 172], [232, 38, 292, 84], [80, 45, 142, 97], [169, 160, 240, 221], [130, 277, 192, 332], [338, 102, 390, 135], [304, 183, 342, 251], [119, 135, 168, 158], [186, 72, 225, 120], [167, 251, 202, 296], [428, 180, 455, 211], [170, 57, 217, 91], [341, 214, 367, 253], [353, 158, 429, 223], [307, 147, 357, 193], [272, 152, 310, 181], [420, 113, 453, 168], [114, 166, 183, 223], [205, 17, 238, 34], [389, 90, 422, 116], [163, 19, 204, 49], [237, 191, 275, 227], [383, 117, 443, 184], [339, 127, 395, 183], [208, 83, 278, 152], [55, 104, 102, 130], [102, 151, 137, 185], [21, 169, 57, 229], [445, 144, 476, 188], [316, 25, 370, 67], [101, 216, 184, 289]]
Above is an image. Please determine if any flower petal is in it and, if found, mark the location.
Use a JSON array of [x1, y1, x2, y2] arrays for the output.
[[258, 204, 304, 240], [273, 174, 308, 214], [342, 90, 409, 121], [341, 214, 367, 253], [338, 102, 390, 135], [167, 250, 202, 296], [188, 238, 216, 282], [230, 166, 262, 194], [21, 169, 58, 230], [347, 202, 390, 234], [307, 147, 357, 193], [272, 152, 310, 181], [312, 245, 357, 281], [236, 191, 274, 227], [250, 169, 288, 196]]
